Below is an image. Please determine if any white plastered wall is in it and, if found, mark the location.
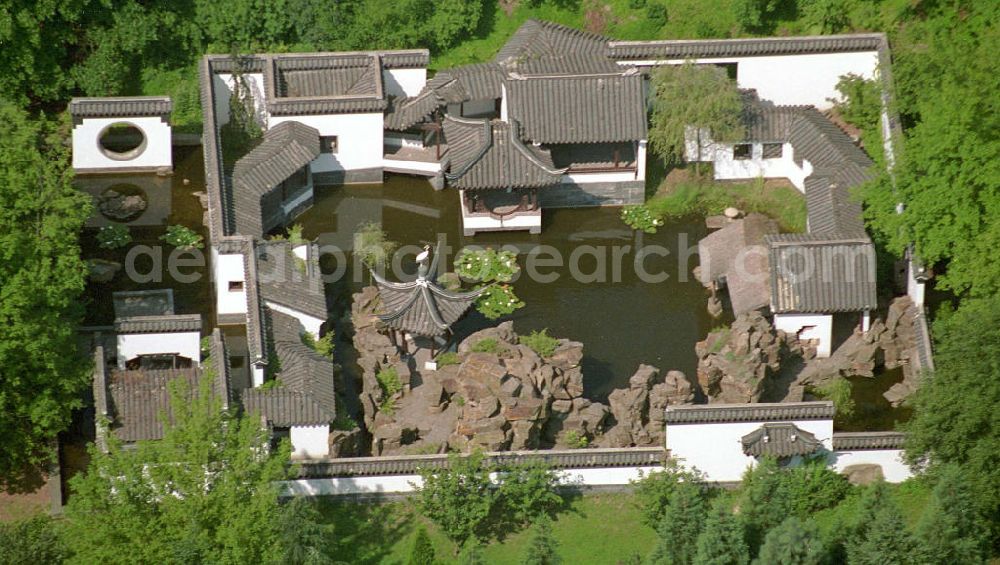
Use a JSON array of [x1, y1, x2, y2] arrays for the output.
[[213, 72, 268, 128], [265, 301, 324, 337], [626, 51, 880, 109], [383, 68, 427, 98], [72, 116, 172, 171], [269, 114, 384, 173], [666, 419, 834, 482], [213, 249, 248, 316], [117, 331, 201, 369], [773, 313, 834, 358], [829, 449, 912, 483], [290, 425, 331, 459]]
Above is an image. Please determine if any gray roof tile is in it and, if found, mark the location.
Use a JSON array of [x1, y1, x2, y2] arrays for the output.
[[741, 423, 824, 457], [698, 214, 777, 316], [70, 96, 172, 117], [372, 261, 485, 337], [506, 72, 647, 143], [242, 308, 336, 427], [443, 117, 566, 190], [384, 90, 443, 131], [257, 241, 328, 320], [114, 314, 202, 334], [831, 431, 906, 451], [766, 236, 877, 313], [496, 19, 609, 62], [232, 121, 320, 237], [664, 401, 835, 424], [607, 33, 883, 60]]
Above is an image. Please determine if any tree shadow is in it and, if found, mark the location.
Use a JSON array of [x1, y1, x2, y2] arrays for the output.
[[316, 495, 414, 564]]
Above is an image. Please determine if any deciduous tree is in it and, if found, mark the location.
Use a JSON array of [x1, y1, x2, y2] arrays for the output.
[[0, 102, 91, 489], [648, 62, 743, 169], [62, 377, 321, 563]]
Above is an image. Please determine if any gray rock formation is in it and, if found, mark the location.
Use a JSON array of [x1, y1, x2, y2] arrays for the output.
[[599, 364, 695, 448]]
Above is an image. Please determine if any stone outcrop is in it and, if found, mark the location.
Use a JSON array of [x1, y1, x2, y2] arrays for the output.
[[599, 365, 695, 448], [695, 311, 809, 404], [87, 259, 122, 283], [350, 287, 620, 454]]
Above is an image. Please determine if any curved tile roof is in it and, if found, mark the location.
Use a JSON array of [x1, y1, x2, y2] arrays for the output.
[[665, 401, 835, 424], [443, 117, 565, 190], [607, 34, 883, 61], [372, 257, 485, 337], [741, 423, 824, 458]]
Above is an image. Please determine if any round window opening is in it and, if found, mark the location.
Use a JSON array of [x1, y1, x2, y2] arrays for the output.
[[98, 122, 147, 161], [98, 184, 148, 222]]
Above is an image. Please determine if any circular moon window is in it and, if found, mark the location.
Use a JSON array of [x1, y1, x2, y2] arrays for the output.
[[98, 183, 149, 223], [98, 122, 147, 161]]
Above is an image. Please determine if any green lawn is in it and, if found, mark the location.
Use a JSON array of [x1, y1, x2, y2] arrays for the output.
[[316, 492, 656, 564]]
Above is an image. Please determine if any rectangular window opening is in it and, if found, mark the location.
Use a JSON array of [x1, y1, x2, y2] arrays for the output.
[[762, 143, 783, 159], [733, 144, 752, 160], [320, 136, 338, 154], [228, 280, 244, 292]]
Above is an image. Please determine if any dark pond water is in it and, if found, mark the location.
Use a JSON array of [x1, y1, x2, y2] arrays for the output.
[[297, 176, 717, 399], [79, 145, 212, 326]]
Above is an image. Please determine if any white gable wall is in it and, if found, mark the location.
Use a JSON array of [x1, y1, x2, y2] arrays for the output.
[[290, 425, 331, 459], [117, 331, 201, 370], [72, 116, 172, 171], [269, 114, 384, 174], [829, 449, 912, 483], [214, 72, 268, 128], [666, 418, 834, 482], [383, 68, 427, 98], [625, 50, 879, 109], [265, 301, 324, 337], [774, 313, 834, 358], [213, 249, 248, 316]]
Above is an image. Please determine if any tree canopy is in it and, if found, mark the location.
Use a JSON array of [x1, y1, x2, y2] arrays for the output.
[[62, 377, 329, 564], [859, 2, 1000, 297], [904, 296, 1000, 544], [648, 62, 744, 166], [0, 100, 91, 489]]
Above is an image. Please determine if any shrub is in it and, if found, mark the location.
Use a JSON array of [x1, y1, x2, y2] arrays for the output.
[[415, 452, 497, 546], [563, 430, 589, 449], [260, 378, 283, 390], [302, 330, 335, 359], [160, 225, 203, 249], [377, 366, 402, 413], [620, 204, 664, 233], [495, 461, 564, 527], [633, 458, 705, 529], [809, 377, 856, 427], [520, 329, 560, 358], [436, 351, 461, 367], [472, 338, 501, 354], [407, 526, 436, 565], [647, 2, 668, 27], [286, 223, 306, 245], [0, 515, 68, 565], [96, 224, 132, 249]]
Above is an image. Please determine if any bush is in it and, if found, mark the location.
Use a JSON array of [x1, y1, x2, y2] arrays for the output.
[[563, 430, 589, 449], [407, 526, 436, 565], [300, 330, 334, 359], [96, 224, 132, 249], [377, 366, 402, 413], [633, 458, 705, 529], [472, 338, 501, 354], [160, 225, 203, 249], [809, 377, 856, 428], [436, 351, 461, 366], [415, 454, 563, 546], [0, 515, 68, 565], [260, 378, 283, 390], [647, 3, 668, 27], [520, 329, 560, 358]]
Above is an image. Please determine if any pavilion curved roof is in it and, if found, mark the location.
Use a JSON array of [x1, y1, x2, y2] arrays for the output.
[[372, 270, 485, 337]]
